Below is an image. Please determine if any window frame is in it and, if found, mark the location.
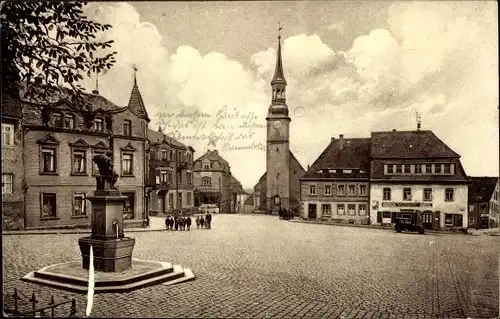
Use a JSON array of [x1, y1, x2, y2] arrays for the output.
[[415, 164, 422, 174], [444, 213, 453, 226], [445, 188, 454, 202], [383, 187, 391, 201], [347, 204, 356, 216], [2, 123, 15, 146], [201, 176, 212, 186], [337, 184, 345, 196], [324, 184, 331, 195], [322, 204, 332, 216], [40, 147, 58, 175], [423, 188, 433, 202], [71, 149, 87, 176], [359, 185, 367, 196], [309, 184, 316, 195], [121, 153, 134, 176], [337, 204, 345, 215], [347, 184, 356, 196], [72, 192, 87, 217], [2, 173, 13, 194], [403, 188, 412, 201], [64, 114, 75, 129], [358, 204, 367, 216], [94, 117, 104, 132], [123, 119, 132, 136], [40, 193, 58, 219]]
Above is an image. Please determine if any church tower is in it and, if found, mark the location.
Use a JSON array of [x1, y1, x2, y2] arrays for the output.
[[266, 28, 291, 213]]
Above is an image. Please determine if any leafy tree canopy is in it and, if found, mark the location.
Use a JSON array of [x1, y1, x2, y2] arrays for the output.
[[1, 1, 117, 107]]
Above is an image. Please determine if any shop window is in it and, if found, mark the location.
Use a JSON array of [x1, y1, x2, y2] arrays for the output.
[[122, 192, 135, 220], [444, 214, 453, 226]]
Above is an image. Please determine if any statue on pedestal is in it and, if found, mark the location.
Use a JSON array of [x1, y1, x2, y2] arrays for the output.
[[93, 150, 119, 191]]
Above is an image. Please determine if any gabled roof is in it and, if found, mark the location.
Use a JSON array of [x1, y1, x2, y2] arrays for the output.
[[302, 138, 371, 179], [147, 129, 186, 149], [468, 177, 498, 202], [195, 150, 229, 166], [127, 83, 150, 121], [289, 151, 306, 174], [229, 174, 246, 194], [371, 130, 460, 159]]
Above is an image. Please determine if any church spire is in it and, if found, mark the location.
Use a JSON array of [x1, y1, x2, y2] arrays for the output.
[[271, 23, 287, 86], [269, 23, 288, 110]]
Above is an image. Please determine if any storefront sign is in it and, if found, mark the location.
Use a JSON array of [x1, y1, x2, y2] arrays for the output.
[[381, 202, 433, 208]]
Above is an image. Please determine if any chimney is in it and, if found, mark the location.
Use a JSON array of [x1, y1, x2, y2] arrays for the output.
[[213, 150, 218, 155], [392, 129, 396, 132], [92, 89, 99, 95], [158, 125, 163, 133], [339, 134, 344, 150], [331, 137, 335, 142], [307, 164, 310, 171], [417, 122, 421, 131]]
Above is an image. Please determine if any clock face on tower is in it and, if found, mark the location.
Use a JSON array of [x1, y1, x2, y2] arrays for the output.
[[274, 121, 281, 129]]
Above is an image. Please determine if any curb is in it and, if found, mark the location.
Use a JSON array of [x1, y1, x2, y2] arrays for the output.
[[288, 219, 467, 235], [3, 228, 167, 236]]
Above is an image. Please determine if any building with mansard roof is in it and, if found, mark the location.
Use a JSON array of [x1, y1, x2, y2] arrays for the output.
[[301, 128, 470, 230], [300, 135, 371, 223], [370, 129, 469, 229], [252, 32, 306, 214], [147, 126, 195, 215], [5, 73, 150, 230]]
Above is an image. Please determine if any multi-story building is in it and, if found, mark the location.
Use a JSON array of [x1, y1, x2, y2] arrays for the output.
[[1, 92, 25, 230], [253, 31, 306, 215], [468, 177, 499, 229], [300, 135, 371, 224], [370, 129, 469, 229], [147, 126, 195, 215], [19, 76, 150, 229], [193, 149, 241, 213]]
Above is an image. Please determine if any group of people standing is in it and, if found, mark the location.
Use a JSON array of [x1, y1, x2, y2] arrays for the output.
[[195, 213, 212, 229], [164, 213, 213, 231], [165, 215, 192, 231], [278, 208, 295, 220]]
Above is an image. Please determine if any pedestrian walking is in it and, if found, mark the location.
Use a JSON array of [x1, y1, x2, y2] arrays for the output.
[[196, 216, 200, 229], [200, 216, 205, 229], [174, 216, 179, 231], [186, 216, 192, 231], [165, 216, 169, 230]]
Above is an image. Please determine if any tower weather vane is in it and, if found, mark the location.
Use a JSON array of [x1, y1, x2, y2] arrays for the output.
[[132, 64, 138, 85]]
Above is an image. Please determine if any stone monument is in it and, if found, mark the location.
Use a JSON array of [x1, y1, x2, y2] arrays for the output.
[[22, 149, 195, 293], [78, 150, 136, 272]]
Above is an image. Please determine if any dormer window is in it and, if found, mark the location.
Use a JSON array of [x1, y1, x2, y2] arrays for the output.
[[53, 113, 63, 127], [64, 114, 74, 129], [161, 150, 168, 160], [203, 163, 210, 170], [94, 118, 104, 132]]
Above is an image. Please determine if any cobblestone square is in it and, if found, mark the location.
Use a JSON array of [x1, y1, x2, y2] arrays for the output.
[[3, 215, 498, 318]]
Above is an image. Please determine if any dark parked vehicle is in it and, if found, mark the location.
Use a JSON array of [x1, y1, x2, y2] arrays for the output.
[[395, 213, 425, 234]]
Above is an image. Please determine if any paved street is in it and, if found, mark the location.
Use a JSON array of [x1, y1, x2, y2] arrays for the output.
[[3, 214, 498, 318]]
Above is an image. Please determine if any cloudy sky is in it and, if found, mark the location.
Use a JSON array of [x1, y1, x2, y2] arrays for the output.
[[81, 1, 498, 189]]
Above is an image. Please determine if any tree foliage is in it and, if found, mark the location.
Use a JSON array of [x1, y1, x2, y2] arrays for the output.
[[1, 1, 117, 106]]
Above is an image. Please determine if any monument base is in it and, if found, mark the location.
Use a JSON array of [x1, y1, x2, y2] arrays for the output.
[[78, 236, 135, 272], [21, 259, 195, 294]]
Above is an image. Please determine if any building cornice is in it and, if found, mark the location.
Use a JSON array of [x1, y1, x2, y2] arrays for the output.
[[24, 125, 148, 141]]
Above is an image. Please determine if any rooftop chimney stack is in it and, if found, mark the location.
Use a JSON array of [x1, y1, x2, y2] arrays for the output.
[[339, 134, 344, 150], [158, 125, 163, 133]]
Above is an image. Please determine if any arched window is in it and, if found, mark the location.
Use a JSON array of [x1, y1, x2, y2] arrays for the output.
[[201, 176, 212, 186]]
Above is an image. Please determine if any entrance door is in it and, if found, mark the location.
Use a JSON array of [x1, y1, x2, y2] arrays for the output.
[[160, 196, 166, 214], [308, 204, 317, 219], [422, 213, 433, 229]]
